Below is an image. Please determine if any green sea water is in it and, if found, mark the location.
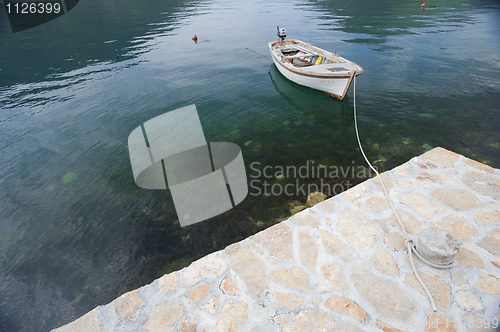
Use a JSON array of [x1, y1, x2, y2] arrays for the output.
[[0, 0, 499, 330]]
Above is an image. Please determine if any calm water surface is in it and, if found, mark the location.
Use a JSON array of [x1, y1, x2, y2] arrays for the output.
[[1, 0, 499, 330]]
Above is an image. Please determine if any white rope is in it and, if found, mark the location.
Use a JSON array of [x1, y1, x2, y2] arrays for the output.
[[408, 240, 454, 270], [352, 73, 407, 235], [407, 241, 438, 312], [352, 74, 437, 312]]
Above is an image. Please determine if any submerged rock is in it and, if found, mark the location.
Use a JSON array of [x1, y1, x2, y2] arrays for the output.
[[305, 191, 326, 208], [422, 143, 434, 151], [290, 205, 306, 215]]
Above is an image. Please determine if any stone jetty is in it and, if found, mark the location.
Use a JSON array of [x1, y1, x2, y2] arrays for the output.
[[55, 147, 500, 331]]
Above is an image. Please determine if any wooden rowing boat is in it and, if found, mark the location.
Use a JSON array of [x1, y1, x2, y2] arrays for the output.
[[268, 32, 363, 100]]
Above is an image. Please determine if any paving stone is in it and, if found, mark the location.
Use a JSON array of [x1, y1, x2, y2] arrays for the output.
[[317, 197, 339, 215], [113, 289, 144, 321], [387, 209, 421, 234], [352, 201, 367, 212], [182, 252, 227, 287], [179, 321, 198, 332], [271, 267, 311, 293], [276, 293, 305, 309], [403, 254, 422, 270], [202, 297, 218, 314], [341, 183, 369, 202], [431, 189, 482, 211], [441, 176, 462, 188], [219, 275, 238, 296], [351, 268, 416, 324], [411, 157, 438, 170], [441, 168, 459, 177], [55, 309, 103, 332], [477, 229, 500, 256], [144, 303, 183, 332], [376, 218, 390, 232], [336, 208, 381, 253], [299, 232, 318, 272], [158, 271, 178, 294], [273, 309, 363, 332], [366, 195, 390, 213], [425, 311, 457, 332], [370, 172, 394, 193], [216, 301, 247, 332], [316, 229, 346, 256], [225, 243, 268, 296], [431, 216, 477, 242], [324, 295, 367, 322], [451, 271, 466, 287], [315, 263, 349, 292], [462, 171, 500, 201], [393, 163, 411, 177], [251, 222, 293, 261], [244, 238, 266, 256], [456, 248, 485, 269], [397, 178, 419, 190], [384, 231, 406, 252], [485, 202, 500, 213], [292, 209, 321, 226], [454, 291, 483, 312], [464, 158, 495, 174], [416, 172, 443, 184], [421, 147, 460, 166], [475, 272, 500, 297], [474, 210, 500, 225], [375, 320, 405, 332], [369, 247, 400, 275], [405, 273, 450, 310], [186, 284, 211, 303], [398, 192, 444, 219]]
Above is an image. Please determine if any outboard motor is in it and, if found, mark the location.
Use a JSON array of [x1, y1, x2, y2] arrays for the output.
[[277, 26, 287, 42]]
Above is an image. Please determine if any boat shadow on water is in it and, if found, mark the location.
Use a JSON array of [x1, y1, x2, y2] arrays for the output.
[[268, 64, 354, 134]]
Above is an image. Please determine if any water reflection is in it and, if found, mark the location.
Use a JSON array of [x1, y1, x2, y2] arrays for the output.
[[268, 64, 353, 133], [308, 0, 489, 38]]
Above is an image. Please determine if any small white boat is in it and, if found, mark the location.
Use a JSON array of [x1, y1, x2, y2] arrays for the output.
[[268, 28, 363, 100]]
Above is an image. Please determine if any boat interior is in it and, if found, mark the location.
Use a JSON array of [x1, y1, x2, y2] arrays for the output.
[[270, 40, 361, 75], [275, 41, 348, 69], [279, 49, 328, 67]]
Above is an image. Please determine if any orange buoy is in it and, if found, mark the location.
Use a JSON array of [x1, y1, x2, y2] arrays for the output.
[[192, 34, 198, 42], [421, 1, 427, 8]]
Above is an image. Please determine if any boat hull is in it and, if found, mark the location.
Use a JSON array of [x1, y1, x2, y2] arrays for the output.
[[268, 39, 362, 100], [271, 56, 352, 99]]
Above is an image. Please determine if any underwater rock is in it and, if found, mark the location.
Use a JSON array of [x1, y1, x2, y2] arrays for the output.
[[290, 205, 306, 215], [422, 143, 434, 151], [305, 191, 326, 208]]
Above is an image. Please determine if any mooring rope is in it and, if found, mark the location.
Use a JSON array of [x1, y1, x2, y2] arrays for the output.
[[246, 47, 271, 61], [352, 74, 438, 312]]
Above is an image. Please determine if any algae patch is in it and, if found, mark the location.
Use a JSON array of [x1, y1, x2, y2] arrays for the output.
[[61, 172, 76, 184]]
